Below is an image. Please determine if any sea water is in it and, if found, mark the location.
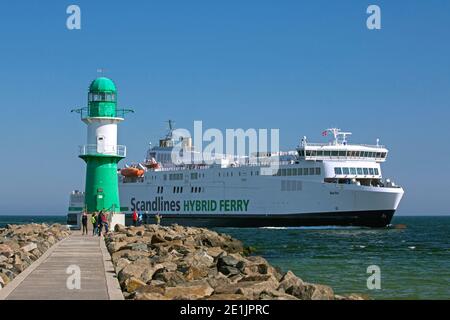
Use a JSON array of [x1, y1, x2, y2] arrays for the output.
[[0, 215, 448, 299]]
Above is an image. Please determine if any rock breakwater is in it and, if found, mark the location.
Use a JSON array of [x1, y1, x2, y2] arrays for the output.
[[106, 224, 364, 300]]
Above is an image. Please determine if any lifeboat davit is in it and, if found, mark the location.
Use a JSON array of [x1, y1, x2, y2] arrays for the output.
[[149, 162, 160, 169], [121, 167, 144, 177], [146, 158, 160, 169]]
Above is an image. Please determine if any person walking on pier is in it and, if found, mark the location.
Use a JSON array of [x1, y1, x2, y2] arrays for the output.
[[132, 210, 138, 227], [102, 211, 109, 234], [91, 213, 98, 236], [97, 210, 104, 236], [138, 212, 143, 226], [81, 212, 88, 235]]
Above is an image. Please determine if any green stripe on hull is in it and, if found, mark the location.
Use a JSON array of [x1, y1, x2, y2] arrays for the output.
[[68, 207, 83, 211]]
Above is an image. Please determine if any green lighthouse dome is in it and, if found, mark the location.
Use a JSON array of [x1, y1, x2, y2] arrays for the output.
[[88, 77, 117, 118], [89, 77, 117, 93]]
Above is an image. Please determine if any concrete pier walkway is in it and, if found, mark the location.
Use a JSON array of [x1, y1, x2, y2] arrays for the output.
[[0, 233, 123, 300]]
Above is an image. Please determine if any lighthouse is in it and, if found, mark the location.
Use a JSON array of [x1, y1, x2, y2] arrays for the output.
[[72, 77, 133, 228]]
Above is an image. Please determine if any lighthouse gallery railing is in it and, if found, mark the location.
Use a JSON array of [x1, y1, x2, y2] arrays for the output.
[[79, 144, 127, 157]]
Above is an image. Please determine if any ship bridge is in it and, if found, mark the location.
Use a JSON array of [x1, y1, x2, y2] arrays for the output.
[[297, 128, 388, 162]]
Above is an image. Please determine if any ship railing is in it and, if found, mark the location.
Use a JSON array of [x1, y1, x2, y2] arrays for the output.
[[301, 142, 385, 149], [149, 160, 295, 172], [79, 144, 127, 157], [303, 155, 386, 162]]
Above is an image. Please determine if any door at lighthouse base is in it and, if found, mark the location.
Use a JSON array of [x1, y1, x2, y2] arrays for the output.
[[96, 193, 105, 211]]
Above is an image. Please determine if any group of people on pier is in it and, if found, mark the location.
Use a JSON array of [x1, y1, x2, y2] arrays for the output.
[[81, 210, 110, 236], [80, 210, 162, 235]]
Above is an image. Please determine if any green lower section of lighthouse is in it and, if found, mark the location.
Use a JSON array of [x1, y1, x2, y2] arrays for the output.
[[80, 154, 124, 213]]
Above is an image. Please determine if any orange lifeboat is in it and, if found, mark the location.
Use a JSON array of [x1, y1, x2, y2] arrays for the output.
[[121, 167, 144, 177]]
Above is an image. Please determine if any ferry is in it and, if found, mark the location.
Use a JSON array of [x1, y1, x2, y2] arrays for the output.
[[67, 123, 404, 228]]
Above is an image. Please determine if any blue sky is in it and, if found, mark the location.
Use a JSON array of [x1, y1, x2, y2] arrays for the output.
[[0, 0, 449, 215]]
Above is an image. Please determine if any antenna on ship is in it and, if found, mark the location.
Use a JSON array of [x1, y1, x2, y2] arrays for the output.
[[165, 119, 175, 138], [324, 128, 352, 145]]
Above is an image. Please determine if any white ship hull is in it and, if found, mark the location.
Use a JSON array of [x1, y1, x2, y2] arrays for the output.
[[118, 171, 404, 228]]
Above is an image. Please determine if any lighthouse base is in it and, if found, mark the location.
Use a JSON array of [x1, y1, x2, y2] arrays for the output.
[[109, 213, 125, 230]]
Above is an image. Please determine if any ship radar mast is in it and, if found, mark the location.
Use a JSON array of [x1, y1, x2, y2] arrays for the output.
[[159, 120, 176, 147], [324, 128, 352, 145], [166, 119, 175, 139]]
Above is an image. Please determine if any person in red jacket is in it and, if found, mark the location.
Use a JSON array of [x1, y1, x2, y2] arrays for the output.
[[132, 210, 138, 227]]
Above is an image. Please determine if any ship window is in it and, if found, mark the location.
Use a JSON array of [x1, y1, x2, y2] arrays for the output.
[[281, 169, 286, 176], [350, 168, 357, 175], [363, 168, 369, 175], [309, 168, 315, 175], [338, 151, 346, 157], [357, 168, 363, 175], [191, 172, 198, 180], [302, 168, 308, 175], [287, 168, 292, 176], [334, 167, 342, 175], [315, 168, 321, 175], [311, 150, 317, 157], [331, 151, 338, 156], [381, 152, 387, 158], [376, 152, 381, 158], [181, 187, 183, 193], [163, 174, 167, 181], [297, 168, 302, 176], [317, 151, 323, 156], [324, 151, 331, 156], [173, 186, 176, 193], [306, 150, 312, 157], [191, 187, 194, 193], [342, 168, 350, 175], [374, 168, 379, 175], [369, 168, 374, 175]]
